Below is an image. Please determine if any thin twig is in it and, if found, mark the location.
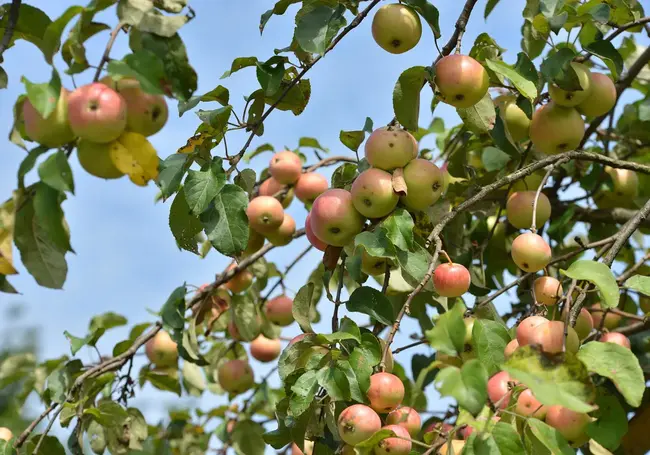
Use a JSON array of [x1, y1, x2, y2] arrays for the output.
[[332, 253, 347, 332], [618, 253, 650, 284], [438, 0, 479, 59], [531, 159, 566, 233], [93, 21, 126, 82], [0, 0, 21, 60]]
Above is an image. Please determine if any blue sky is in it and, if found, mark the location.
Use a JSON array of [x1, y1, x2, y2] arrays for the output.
[[0, 0, 648, 450]]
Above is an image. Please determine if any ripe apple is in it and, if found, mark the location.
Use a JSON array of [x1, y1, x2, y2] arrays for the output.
[[375, 424, 411, 455], [529, 102, 585, 155], [386, 406, 421, 437], [264, 295, 294, 326], [533, 276, 563, 306], [424, 421, 453, 441], [548, 62, 593, 107], [294, 172, 329, 204], [68, 82, 127, 143], [351, 168, 399, 218], [365, 127, 418, 171], [250, 334, 282, 362], [145, 330, 178, 367], [367, 372, 405, 413], [228, 320, 243, 341], [435, 54, 489, 108], [305, 212, 328, 251], [568, 307, 594, 340], [265, 213, 296, 246], [224, 263, 253, 294], [577, 73, 617, 117], [400, 159, 444, 211], [433, 262, 471, 297], [361, 250, 394, 276], [337, 404, 382, 446], [516, 389, 547, 419], [76, 139, 125, 179], [487, 370, 512, 409], [505, 191, 552, 229], [589, 303, 622, 330], [217, 359, 254, 394], [528, 321, 580, 354], [439, 440, 465, 455], [606, 167, 639, 199], [545, 405, 590, 443], [310, 189, 365, 247], [599, 332, 631, 349], [511, 232, 552, 272], [504, 339, 519, 358], [516, 316, 548, 346], [242, 227, 265, 257], [371, 4, 422, 54], [0, 427, 12, 441], [495, 95, 530, 142], [246, 196, 285, 234], [259, 177, 294, 208], [22, 88, 75, 147], [269, 151, 302, 184]]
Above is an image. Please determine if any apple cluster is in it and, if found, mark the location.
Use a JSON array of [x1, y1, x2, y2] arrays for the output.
[[21, 77, 168, 186]]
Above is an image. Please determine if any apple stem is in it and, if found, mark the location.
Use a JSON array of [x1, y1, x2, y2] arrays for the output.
[[441, 250, 453, 264]]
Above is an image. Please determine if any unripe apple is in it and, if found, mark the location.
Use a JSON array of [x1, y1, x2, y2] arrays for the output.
[[371, 4, 422, 54], [68, 82, 127, 143], [577, 73, 617, 117], [250, 334, 282, 362], [599, 332, 631, 349], [265, 295, 294, 326], [217, 359, 254, 394], [487, 371, 512, 409], [375, 424, 411, 455], [76, 139, 125, 179], [510, 172, 545, 193], [436, 352, 463, 369], [495, 95, 530, 142], [528, 321, 580, 354], [0, 427, 12, 441], [224, 263, 253, 294], [435, 55, 489, 108], [516, 316, 548, 346], [439, 440, 465, 455], [294, 172, 329, 204], [351, 168, 399, 218], [516, 389, 547, 419], [606, 167, 639, 199], [365, 127, 418, 171], [533, 276, 563, 306], [505, 191, 552, 230], [589, 303, 622, 330], [511, 232, 552, 272], [640, 295, 650, 313], [246, 196, 285, 234], [548, 62, 593, 107], [145, 330, 178, 367], [361, 251, 394, 276], [545, 405, 590, 443], [305, 212, 328, 251], [367, 372, 405, 413], [337, 404, 382, 446], [310, 189, 365, 247], [400, 159, 444, 211], [386, 406, 421, 437], [504, 339, 519, 359], [227, 320, 243, 341], [529, 102, 585, 155], [568, 307, 594, 340], [269, 151, 302, 184], [259, 177, 294, 208], [242, 228, 265, 257], [23, 88, 75, 147], [265, 213, 296, 246], [433, 263, 471, 297]]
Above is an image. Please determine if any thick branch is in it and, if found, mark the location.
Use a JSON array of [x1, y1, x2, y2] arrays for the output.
[[0, 0, 21, 60], [438, 0, 479, 58], [567, 205, 650, 229], [606, 16, 650, 42]]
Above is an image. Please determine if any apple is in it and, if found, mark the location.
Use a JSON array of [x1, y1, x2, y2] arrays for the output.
[[577, 73, 617, 117], [436, 352, 463, 369], [533, 276, 563, 306], [516, 389, 547, 419], [435, 54, 489, 108], [433, 262, 471, 297], [0, 428, 12, 442], [599, 332, 631, 349], [606, 167, 639, 199], [589, 303, 622, 330], [510, 171, 545, 193], [367, 372, 405, 413], [361, 250, 394, 276], [529, 102, 585, 155], [640, 295, 650, 313], [375, 424, 411, 455], [224, 263, 253, 294], [386, 406, 421, 437], [22, 88, 75, 147], [291, 441, 314, 455], [76, 139, 125, 179], [570, 307, 594, 340], [487, 370, 512, 409], [217, 359, 254, 394], [338, 404, 382, 446], [548, 62, 593, 107], [269, 151, 302, 184], [294, 172, 329, 204], [516, 316, 548, 346], [250, 334, 282, 362], [246, 196, 285, 234], [68, 82, 127, 143], [265, 213, 296, 246], [242, 228, 265, 257], [351, 168, 399, 218], [545, 405, 590, 443], [511, 232, 552, 272], [145, 330, 178, 367], [228, 320, 243, 341], [505, 191, 552, 229], [528, 321, 580, 354], [259, 177, 294, 208], [400, 159, 444, 211], [264, 295, 294, 326], [310, 189, 365, 247], [504, 338, 519, 358], [495, 95, 530, 142], [305, 212, 328, 251], [365, 127, 418, 171], [371, 4, 422, 54]]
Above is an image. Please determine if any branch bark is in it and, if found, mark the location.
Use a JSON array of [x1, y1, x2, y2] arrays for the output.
[[0, 0, 21, 60]]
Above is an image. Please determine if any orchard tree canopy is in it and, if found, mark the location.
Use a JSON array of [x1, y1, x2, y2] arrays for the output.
[[1, 0, 650, 454]]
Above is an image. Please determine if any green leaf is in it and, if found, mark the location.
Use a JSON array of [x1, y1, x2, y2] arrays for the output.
[[221, 56, 259, 79], [540, 47, 581, 91], [196, 106, 233, 132], [586, 390, 627, 451], [527, 419, 574, 455], [521, 21, 546, 60], [355, 229, 396, 259], [22, 69, 61, 119], [347, 287, 395, 325], [232, 420, 266, 455], [0, 276, 17, 294], [42, 6, 84, 63], [393, 66, 427, 131], [200, 184, 249, 256], [473, 319, 510, 376], [425, 303, 466, 356], [33, 183, 72, 253], [86, 400, 128, 426], [481, 146, 511, 172], [139, 367, 181, 395], [169, 187, 203, 254], [491, 421, 526, 454], [0, 3, 51, 57], [293, 282, 315, 334], [485, 0, 501, 18], [161, 284, 186, 330], [504, 345, 596, 413], [234, 168, 256, 195], [624, 275, 650, 296], [107, 50, 166, 95], [331, 162, 358, 189], [38, 150, 74, 194], [17, 146, 49, 188], [295, 4, 347, 55], [379, 208, 414, 252], [457, 92, 496, 134], [182, 361, 206, 394], [264, 78, 311, 116], [585, 40, 624, 79], [339, 130, 365, 152], [0, 66, 7, 90], [577, 341, 644, 407], [403, 0, 440, 38], [24, 435, 66, 455], [90, 312, 127, 332], [434, 359, 488, 416], [184, 158, 226, 216], [337, 359, 365, 403], [397, 242, 434, 291], [117, 0, 189, 37], [64, 330, 103, 356], [485, 59, 537, 100], [232, 293, 261, 342], [157, 154, 190, 200], [178, 85, 230, 116], [561, 260, 619, 309], [316, 364, 349, 401], [257, 56, 286, 96]]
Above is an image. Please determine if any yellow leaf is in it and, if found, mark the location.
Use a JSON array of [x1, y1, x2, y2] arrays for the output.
[[110, 132, 160, 186], [177, 132, 210, 154], [0, 196, 18, 276]]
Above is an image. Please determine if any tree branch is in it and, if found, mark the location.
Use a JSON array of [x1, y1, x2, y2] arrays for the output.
[[332, 253, 347, 332], [0, 0, 21, 61], [438, 0, 479, 58], [93, 21, 127, 82]]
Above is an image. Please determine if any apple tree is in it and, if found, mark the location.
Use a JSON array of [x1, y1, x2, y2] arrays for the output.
[[1, 0, 650, 454]]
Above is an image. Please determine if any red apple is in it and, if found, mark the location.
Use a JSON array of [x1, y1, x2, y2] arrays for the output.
[[511, 232, 552, 272], [337, 404, 382, 446], [435, 55, 489, 108], [545, 405, 590, 443], [487, 371, 512, 409], [250, 334, 281, 362], [264, 295, 294, 327], [375, 424, 411, 455], [386, 406, 421, 437], [367, 372, 405, 413], [145, 330, 178, 367], [294, 172, 329, 204], [533, 276, 563, 306], [516, 316, 548, 346], [259, 177, 294, 208], [351, 168, 399, 219], [217, 359, 254, 394], [310, 189, 365, 247], [68, 82, 127, 143], [246, 196, 285, 234], [599, 332, 631, 349], [23, 88, 75, 147], [364, 127, 418, 171], [516, 389, 547, 419], [433, 263, 471, 297], [269, 151, 302, 184], [265, 213, 296, 246], [305, 212, 328, 251]]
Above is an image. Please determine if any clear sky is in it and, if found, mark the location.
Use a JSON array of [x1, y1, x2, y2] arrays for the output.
[[0, 0, 648, 451]]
